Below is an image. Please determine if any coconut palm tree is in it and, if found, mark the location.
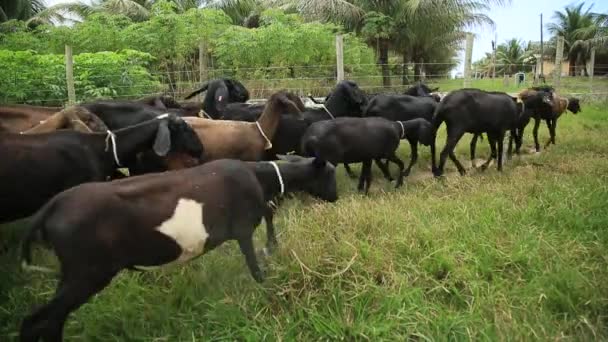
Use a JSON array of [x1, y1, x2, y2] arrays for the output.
[[0, 0, 46, 22], [36, 0, 205, 24], [495, 38, 534, 74], [547, 2, 601, 76], [269, 0, 508, 86]]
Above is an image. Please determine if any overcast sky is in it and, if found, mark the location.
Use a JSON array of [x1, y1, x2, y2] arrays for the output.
[[42, 0, 608, 63]]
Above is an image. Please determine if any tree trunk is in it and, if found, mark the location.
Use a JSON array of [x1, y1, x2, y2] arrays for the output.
[[378, 38, 390, 88], [568, 54, 576, 76]]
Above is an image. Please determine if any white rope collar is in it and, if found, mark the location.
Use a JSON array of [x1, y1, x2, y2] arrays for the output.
[[198, 109, 212, 119], [321, 104, 335, 119], [156, 113, 170, 120], [269, 161, 284, 196], [104, 130, 121, 166], [256, 121, 273, 149], [397, 121, 405, 139], [564, 98, 570, 113]]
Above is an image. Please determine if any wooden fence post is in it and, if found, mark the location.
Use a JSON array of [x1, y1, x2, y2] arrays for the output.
[[463, 32, 474, 88], [65, 45, 76, 105], [336, 35, 344, 83], [554, 36, 565, 89], [589, 47, 595, 92], [199, 41, 208, 83], [198, 41, 209, 102]]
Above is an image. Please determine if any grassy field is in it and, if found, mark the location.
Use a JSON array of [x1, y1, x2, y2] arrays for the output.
[[1, 105, 608, 341]]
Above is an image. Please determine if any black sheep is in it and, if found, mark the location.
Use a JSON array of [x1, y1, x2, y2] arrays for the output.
[[19, 156, 337, 342], [301, 117, 406, 193]]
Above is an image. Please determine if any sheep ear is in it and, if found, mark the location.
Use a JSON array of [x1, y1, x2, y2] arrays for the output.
[[153, 120, 171, 156], [313, 156, 326, 169]]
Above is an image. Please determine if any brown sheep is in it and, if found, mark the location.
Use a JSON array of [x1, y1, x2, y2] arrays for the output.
[[20, 106, 109, 134], [178, 91, 304, 163], [0, 104, 62, 132]]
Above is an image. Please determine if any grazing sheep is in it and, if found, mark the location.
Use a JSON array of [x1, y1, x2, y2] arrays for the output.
[[431, 89, 520, 177], [375, 118, 434, 181], [179, 91, 303, 162], [184, 78, 250, 119], [504, 89, 556, 154], [301, 117, 406, 193], [80, 101, 206, 174], [0, 104, 63, 133], [20, 106, 108, 134], [0, 114, 203, 223], [19, 156, 337, 342], [541, 95, 581, 149], [265, 80, 369, 170], [219, 92, 307, 122]]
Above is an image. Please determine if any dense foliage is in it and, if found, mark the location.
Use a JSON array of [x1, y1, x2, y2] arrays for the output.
[[0, 49, 160, 105], [0, 3, 379, 102]]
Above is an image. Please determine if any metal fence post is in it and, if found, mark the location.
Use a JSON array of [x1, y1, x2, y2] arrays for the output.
[[65, 45, 76, 105], [336, 35, 344, 83], [463, 32, 474, 88]]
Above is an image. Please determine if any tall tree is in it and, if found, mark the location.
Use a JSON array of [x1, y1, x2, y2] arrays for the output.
[[270, 0, 507, 87], [495, 38, 533, 74], [547, 2, 602, 76], [0, 0, 46, 22]]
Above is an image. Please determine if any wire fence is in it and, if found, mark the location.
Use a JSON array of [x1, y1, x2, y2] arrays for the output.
[[2, 60, 608, 106]]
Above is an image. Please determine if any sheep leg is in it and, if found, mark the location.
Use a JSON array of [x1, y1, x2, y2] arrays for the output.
[[532, 118, 541, 152], [470, 134, 479, 168], [238, 237, 264, 283], [374, 158, 394, 181], [497, 131, 506, 171], [364, 160, 373, 194], [343, 163, 358, 179], [357, 160, 372, 194], [551, 119, 558, 145], [507, 130, 514, 159], [403, 138, 418, 177], [20, 271, 115, 342], [480, 134, 498, 171], [515, 125, 525, 155], [438, 128, 466, 176], [263, 204, 278, 255], [507, 128, 518, 160], [386, 154, 405, 188], [545, 119, 556, 148]]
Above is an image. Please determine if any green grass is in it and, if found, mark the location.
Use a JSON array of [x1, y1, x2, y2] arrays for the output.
[[2, 105, 608, 341]]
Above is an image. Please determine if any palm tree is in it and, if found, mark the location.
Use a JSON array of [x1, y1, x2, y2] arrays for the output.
[[270, 0, 508, 87], [495, 38, 533, 74], [0, 0, 46, 22], [547, 2, 601, 76]]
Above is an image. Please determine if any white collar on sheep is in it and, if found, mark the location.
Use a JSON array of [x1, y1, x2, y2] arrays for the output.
[[156, 113, 170, 120], [321, 104, 335, 119], [104, 130, 121, 167], [268, 161, 284, 196], [397, 121, 405, 139], [256, 121, 273, 150]]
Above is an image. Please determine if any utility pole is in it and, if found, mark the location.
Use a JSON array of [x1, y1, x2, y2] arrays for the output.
[[540, 13, 544, 80], [492, 31, 497, 79]]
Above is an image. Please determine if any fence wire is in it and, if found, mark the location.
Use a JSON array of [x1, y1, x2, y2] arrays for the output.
[[2, 62, 608, 105]]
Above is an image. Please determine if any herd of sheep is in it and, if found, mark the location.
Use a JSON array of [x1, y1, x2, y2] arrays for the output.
[[0, 78, 581, 341]]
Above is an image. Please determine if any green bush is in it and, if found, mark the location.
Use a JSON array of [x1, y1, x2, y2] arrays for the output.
[[0, 49, 161, 105]]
